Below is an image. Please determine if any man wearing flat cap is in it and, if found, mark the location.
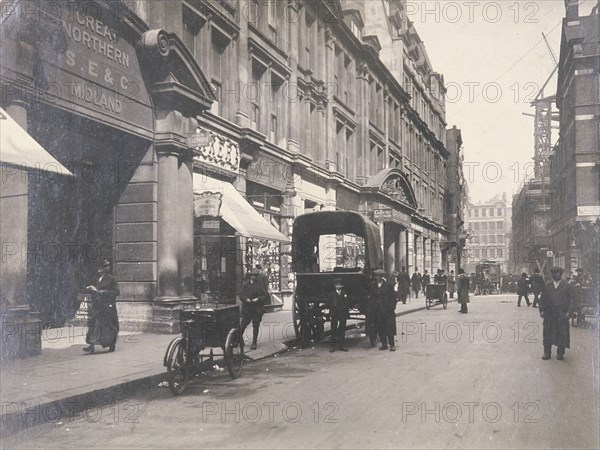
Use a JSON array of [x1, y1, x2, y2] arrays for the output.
[[539, 266, 573, 360], [327, 278, 350, 352], [240, 268, 269, 350]]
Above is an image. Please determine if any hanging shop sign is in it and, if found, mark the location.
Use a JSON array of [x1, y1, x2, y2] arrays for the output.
[[192, 131, 240, 174], [194, 191, 223, 218]]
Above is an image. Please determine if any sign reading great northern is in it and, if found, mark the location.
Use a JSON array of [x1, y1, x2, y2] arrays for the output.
[[36, 2, 153, 136]]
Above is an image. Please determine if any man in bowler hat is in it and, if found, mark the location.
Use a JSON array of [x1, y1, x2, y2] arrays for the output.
[[369, 269, 397, 351], [539, 266, 573, 360]]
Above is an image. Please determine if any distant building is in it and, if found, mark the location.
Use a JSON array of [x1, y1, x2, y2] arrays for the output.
[[444, 126, 467, 272], [511, 172, 552, 275], [463, 193, 512, 274], [549, 0, 600, 278]]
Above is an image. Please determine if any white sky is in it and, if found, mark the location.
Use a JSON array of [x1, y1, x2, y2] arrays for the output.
[[408, 0, 597, 203]]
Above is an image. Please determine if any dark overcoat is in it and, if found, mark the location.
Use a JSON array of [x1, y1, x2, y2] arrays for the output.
[[368, 280, 397, 336], [240, 279, 269, 318], [539, 280, 573, 348], [517, 278, 529, 295], [327, 289, 350, 319], [457, 274, 470, 304], [397, 272, 411, 295], [411, 273, 422, 291], [530, 274, 544, 293], [86, 273, 120, 347]]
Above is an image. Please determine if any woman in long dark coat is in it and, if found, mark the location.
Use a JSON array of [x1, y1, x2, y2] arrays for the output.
[[539, 266, 573, 360], [83, 260, 120, 353]]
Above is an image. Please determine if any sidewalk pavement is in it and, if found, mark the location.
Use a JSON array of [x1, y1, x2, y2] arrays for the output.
[[1, 299, 432, 434]]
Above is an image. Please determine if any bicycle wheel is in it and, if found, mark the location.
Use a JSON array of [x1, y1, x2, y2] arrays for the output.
[[167, 338, 192, 395], [224, 328, 244, 379], [442, 292, 448, 309]]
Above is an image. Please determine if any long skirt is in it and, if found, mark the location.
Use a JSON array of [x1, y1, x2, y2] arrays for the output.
[[86, 302, 119, 347]]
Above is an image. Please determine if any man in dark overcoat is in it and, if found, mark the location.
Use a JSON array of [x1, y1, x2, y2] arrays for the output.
[[457, 268, 470, 314], [83, 259, 120, 354], [240, 268, 269, 350], [411, 269, 422, 299], [517, 272, 531, 307], [530, 268, 544, 308], [328, 278, 350, 352], [397, 266, 411, 305], [422, 270, 431, 295], [539, 266, 573, 360], [369, 269, 397, 351]]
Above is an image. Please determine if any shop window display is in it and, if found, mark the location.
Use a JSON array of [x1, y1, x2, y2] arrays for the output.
[[245, 238, 281, 292]]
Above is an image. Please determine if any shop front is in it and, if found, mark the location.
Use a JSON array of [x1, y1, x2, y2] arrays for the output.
[[192, 174, 288, 305], [1, 1, 220, 352]]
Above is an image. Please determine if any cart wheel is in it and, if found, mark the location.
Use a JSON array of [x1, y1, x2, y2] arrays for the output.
[[224, 328, 244, 379], [442, 292, 448, 309], [167, 338, 192, 395], [425, 297, 431, 310]]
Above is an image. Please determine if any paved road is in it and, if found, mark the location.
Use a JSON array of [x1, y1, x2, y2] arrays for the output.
[[5, 294, 599, 449]]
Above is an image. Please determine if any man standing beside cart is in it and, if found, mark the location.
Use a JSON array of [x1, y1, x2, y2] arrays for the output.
[[369, 269, 397, 351], [240, 268, 269, 350], [328, 278, 350, 352]]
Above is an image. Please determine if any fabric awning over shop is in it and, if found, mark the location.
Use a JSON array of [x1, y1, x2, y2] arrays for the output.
[[193, 174, 288, 242], [0, 107, 73, 176]]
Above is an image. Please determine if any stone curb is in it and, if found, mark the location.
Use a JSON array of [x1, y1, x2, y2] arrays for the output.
[[1, 300, 449, 435]]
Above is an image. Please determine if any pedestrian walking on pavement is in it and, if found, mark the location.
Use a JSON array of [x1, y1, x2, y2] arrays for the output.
[[422, 270, 431, 295], [530, 268, 544, 308], [448, 270, 456, 298], [411, 268, 422, 299], [369, 269, 397, 351], [457, 268, 470, 314], [240, 268, 269, 350], [328, 278, 349, 352], [397, 266, 411, 305], [539, 266, 573, 361], [83, 259, 120, 354], [517, 272, 531, 307]]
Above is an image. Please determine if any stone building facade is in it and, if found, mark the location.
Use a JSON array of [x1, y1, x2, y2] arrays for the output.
[[548, 0, 600, 278], [463, 193, 512, 274], [0, 0, 454, 356]]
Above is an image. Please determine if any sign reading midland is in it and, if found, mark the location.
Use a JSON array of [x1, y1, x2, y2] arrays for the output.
[[38, 3, 153, 137]]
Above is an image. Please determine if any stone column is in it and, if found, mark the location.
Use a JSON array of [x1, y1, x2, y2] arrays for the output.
[[384, 223, 396, 275], [156, 147, 180, 300], [407, 229, 415, 273], [178, 151, 195, 299]]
